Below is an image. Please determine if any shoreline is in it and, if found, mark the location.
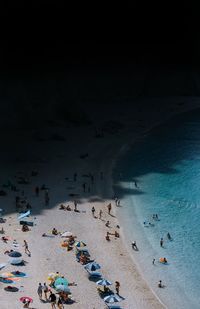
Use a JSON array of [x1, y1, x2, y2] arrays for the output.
[[0, 98, 200, 308]]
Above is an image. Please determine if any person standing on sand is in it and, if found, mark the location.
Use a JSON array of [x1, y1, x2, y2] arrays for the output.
[[99, 209, 103, 219], [107, 203, 112, 215], [115, 281, 120, 295], [74, 200, 77, 211], [92, 206, 95, 217], [23, 240, 31, 256], [49, 291, 56, 308], [37, 282, 43, 300], [43, 282, 49, 301]]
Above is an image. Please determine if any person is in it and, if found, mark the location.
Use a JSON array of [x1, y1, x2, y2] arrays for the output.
[[117, 199, 120, 206], [52, 228, 58, 235], [66, 205, 71, 211], [74, 200, 77, 211], [59, 204, 65, 210], [115, 281, 120, 295], [43, 282, 49, 301], [115, 197, 118, 206], [49, 290, 57, 308], [37, 282, 43, 300], [91, 206, 95, 217], [99, 209, 103, 219], [106, 232, 110, 241], [114, 231, 120, 238], [158, 280, 163, 288], [132, 241, 137, 250], [22, 300, 31, 308], [105, 221, 110, 227], [23, 240, 31, 256], [107, 203, 112, 215], [167, 232, 172, 240], [134, 181, 138, 188], [57, 295, 64, 308], [22, 224, 30, 232], [0, 227, 5, 234], [160, 238, 164, 247], [152, 258, 155, 265]]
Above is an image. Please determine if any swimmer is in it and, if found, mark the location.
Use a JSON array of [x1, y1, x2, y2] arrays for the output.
[[167, 232, 172, 240]]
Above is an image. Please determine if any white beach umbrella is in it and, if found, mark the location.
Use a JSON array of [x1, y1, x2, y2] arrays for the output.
[[96, 279, 112, 286], [61, 231, 73, 237], [104, 294, 122, 303]]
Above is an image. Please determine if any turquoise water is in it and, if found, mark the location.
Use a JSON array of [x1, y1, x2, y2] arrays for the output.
[[115, 109, 200, 308]]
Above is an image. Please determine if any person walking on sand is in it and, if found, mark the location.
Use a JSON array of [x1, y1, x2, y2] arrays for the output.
[[43, 282, 49, 301], [74, 200, 77, 211], [107, 203, 112, 215], [115, 281, 120, 295], [23, 240, 31, 256], [91, 206, 95, 217], [99, 209, 103, 219], [49, 290, 57, 308], [37, 282, 43, 300]]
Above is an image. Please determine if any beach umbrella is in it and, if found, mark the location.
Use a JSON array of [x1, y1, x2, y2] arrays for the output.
[[4, 286, 19, 292], [55, 284, 71, 293], [75, 241, 86, 247], [104, 294, 122, 303], [9, 257, 23, 265], [8, 251, 22, 258], [54, 277, 68, 287], [84, 261, 101, 271], [47, 273, 57, 280], [96, 279, 112, 287], [0, 278, 13, 284], [61, 231, 73, 237], [11, 271, 26, 277], [0, 272, 13, 278], [0, 263, 7, 270], [20, 296, 33, 303], [18, 210, 31, 220]]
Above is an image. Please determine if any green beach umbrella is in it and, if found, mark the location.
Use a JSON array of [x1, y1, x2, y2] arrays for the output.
[[54, 277, 68, 287]]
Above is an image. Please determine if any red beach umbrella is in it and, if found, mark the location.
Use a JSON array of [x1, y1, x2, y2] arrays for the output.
[[19, 296, 33, 303]]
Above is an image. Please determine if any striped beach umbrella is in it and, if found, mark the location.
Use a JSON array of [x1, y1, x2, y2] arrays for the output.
[[104, 294, 122, 303], [75, 241, 86, 248], [96, 279, 112, 286], [84, 261, 101, 271]]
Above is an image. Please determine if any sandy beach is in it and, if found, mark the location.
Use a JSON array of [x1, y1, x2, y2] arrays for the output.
[[1, 98, 200, 309]]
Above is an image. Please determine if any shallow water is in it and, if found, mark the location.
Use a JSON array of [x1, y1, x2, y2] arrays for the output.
[[115, 109, 200, 309]]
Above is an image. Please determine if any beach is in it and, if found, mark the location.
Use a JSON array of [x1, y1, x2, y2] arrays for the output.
[[1, 97, 200, 309]]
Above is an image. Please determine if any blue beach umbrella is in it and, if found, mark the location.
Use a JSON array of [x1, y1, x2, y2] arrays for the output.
[[8, 251, 22, 258], [11, 271, 26, 277], [104, 294, 122, 303], [54, 277, 68, 287], [84, 261, 101, 271], [96, 279, 112, 287], [75, 241, 86, 248]]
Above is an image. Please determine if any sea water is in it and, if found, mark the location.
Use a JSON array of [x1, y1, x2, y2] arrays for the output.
[[114, 109, 200, 309]]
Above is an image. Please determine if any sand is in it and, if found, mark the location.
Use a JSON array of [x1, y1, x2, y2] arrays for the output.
[[0, 98, 200, 309]]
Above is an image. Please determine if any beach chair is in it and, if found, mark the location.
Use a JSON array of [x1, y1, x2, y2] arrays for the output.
[[106, 305, 123, 309], [105, 304, 123, 309]]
